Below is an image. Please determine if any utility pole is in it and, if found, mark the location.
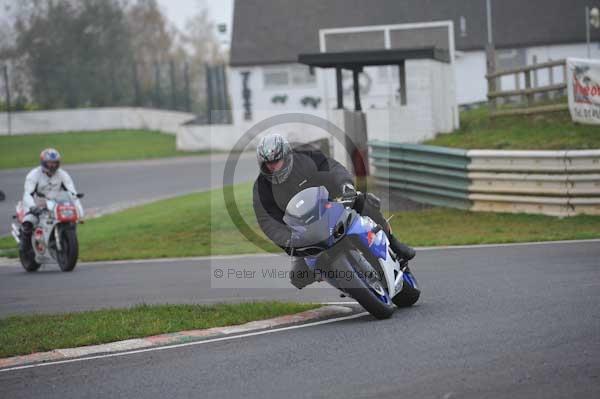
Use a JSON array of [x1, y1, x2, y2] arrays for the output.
[[486, 0, 493, 45], [587, 6, 591, 58], [586, 6, 600, 58], [2, 65, 11, 136], [485, 0, 497, 110]]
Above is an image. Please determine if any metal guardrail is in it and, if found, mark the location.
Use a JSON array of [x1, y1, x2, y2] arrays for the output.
[[369, 141, 472, 209], [368, 141, 600, 216]]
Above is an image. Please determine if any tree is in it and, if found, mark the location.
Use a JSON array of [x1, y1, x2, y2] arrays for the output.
[[14, 0, 133, 108], [180, 1, 225, 115], [126, 0, 176, 107], [182, 0, 223, 65]]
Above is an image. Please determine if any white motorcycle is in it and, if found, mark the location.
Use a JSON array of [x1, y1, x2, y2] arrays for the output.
[[11, 191, 84, 272]]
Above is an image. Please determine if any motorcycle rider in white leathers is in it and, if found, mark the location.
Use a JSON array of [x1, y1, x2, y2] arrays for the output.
[[20, 148, 84, 251]]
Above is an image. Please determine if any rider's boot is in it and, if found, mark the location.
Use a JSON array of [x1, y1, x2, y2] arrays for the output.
[[388, 233, 415, 261], [20, 222, 33, 253], [290, 257, 319, 289]]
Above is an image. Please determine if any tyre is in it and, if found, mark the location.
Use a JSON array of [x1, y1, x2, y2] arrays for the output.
[[348, 283, 395, 319], [327, 248, 395, 320], [56, 226, 79, 272], [392, 267, 420, 307], [19, 246, 41, 272], [347, 249, 395, 319]]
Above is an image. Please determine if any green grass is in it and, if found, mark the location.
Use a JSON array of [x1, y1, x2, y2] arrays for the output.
[[0, 182, 279, 261], [387, 207, 600, 246], [0, 302, 320, 358], [0, 129, 209, 169], [425, 107, 600, 150], [1, 182, 599, 262]]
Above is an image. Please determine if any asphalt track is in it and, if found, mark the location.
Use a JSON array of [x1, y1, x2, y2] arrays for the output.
[[0, 153, 257, 235], [1, 240, 599, 398]]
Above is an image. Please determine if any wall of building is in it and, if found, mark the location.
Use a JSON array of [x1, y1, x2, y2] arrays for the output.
[[454, 42, 600, 105], [228, 58, 458, 148]]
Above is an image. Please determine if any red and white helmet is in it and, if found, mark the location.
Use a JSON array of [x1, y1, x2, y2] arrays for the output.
[[40, 148, 61, 176]]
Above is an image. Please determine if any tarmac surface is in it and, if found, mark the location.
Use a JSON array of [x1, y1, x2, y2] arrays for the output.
[[0, 153, 257, 235], [1, 240, 599, 398]]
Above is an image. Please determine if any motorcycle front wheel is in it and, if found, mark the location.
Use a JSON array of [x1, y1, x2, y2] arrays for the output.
[[347, 283, 395, 319], [345, 250, 395, 320], [56, 225, 79, 272]]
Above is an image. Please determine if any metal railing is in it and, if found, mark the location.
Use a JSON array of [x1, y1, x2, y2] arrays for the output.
[[369, 141, 600, 216]]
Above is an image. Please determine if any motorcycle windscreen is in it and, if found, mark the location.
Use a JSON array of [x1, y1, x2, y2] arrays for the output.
[[283, 186, 345, 249], [283, 186, 329, 225]]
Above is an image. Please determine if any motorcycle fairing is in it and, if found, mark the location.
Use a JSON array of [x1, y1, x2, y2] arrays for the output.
[[286, 186, 404, 299]]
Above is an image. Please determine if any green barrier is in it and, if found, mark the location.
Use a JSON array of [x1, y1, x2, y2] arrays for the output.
[[369, 140, 472, 209]]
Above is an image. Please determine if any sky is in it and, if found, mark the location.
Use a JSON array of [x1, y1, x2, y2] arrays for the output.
[[156, 0, 234, 43], [0, 0, 235, 47]]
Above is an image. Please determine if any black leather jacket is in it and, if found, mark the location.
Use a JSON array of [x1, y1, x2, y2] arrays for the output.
[[252, 149, 353, 251]]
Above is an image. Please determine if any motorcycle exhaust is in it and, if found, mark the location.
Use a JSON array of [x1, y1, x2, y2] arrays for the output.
[[11, 223, 21, 243]]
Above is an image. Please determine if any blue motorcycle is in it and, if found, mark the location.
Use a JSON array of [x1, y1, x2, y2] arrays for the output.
[[284, 186, 420, 319]]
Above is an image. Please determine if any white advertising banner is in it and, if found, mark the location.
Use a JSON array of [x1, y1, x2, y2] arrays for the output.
[[567, 57, 600, 125]]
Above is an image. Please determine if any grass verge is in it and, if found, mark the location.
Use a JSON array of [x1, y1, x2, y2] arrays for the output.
[[0, 129, 209, 169], [1, 182, 599, 261], [425, 106, 600, 150], [0, 301, 320, 358]]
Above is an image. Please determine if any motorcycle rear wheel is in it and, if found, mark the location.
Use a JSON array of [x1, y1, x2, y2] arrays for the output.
[[392, 267, 420, 307], [19, 248, 41, 272]]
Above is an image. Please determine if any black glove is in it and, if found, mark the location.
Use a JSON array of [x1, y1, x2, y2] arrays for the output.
[[341, 183, 357, 200], [284, 238, 295, 256]]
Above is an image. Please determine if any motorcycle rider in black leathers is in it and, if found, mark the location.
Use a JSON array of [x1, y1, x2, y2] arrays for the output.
[[252, 133, 415, 289]]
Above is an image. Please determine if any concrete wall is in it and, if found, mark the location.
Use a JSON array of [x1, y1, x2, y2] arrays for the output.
[[176, 110, 332, 151], [0, 107, 196, 136]]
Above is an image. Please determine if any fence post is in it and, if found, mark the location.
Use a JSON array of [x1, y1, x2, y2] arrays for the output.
[[220, 64, 231, 123], [524, 69, 533, 107], [206, 64, 213, 124], [213, 64, 224, 120], [548, 59, 554, 100], [169, 60, 177, 110], [514, 71, 520, 103], [132, 61, 141, 106], [2, 65, 11, 136], [532, 56, 538, 87], [184, 62, 191, 112], [562, 62, 567, 97], [154, 62, 161, 108], [486, 44, 497, 110]]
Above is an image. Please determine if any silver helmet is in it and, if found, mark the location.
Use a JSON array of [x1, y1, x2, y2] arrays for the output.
[[256, 133, 293, 184], [40, 148, 61, 176]]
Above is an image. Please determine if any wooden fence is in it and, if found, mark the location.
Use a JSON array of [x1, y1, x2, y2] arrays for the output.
[[486, 58, 568, 117]]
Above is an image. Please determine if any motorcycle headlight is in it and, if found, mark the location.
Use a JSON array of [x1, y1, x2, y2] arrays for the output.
[[60, 209, 74, 217]]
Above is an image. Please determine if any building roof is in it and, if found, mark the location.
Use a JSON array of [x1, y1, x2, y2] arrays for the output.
[[298, 47, 450, 69], [230, 0, 600, 67]]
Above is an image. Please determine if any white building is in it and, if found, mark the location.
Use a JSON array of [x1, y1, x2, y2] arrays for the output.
[[178, 0, 600, 152], [226, 0, 600, 143]]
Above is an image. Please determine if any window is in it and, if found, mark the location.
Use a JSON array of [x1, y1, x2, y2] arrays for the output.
[[263, 69, 289, 87], [291, 65, 316, 86], [263, 65, 316, 88]]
